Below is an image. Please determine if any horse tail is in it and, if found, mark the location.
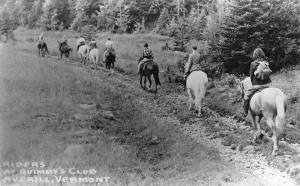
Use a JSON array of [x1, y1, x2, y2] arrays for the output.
[[153, 65, 161, 86], [45, 43, 49, 54], [199, 73, 208, 99], [94, 55, 98, 65], [275, 95, 287, 136]]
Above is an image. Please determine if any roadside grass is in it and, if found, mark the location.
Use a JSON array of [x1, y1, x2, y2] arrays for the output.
[[0, 34, 223, 185]]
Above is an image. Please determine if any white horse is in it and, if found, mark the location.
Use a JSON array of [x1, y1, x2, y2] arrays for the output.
[[186, 71, 208, 117], [77, 45, 89, 65], [88, 48, 99, 70], [240, 77, 287, 156]]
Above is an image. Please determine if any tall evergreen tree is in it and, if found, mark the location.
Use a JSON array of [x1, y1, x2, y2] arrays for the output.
[[213, 0, 300, 74]]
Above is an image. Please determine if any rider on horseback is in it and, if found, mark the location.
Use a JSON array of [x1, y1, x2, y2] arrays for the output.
[[77, 35, 86, 51], [37, 32, 49, 55], [89, 39, 98, 52], [105, 38, 114, 50], [103, 38, 115, 62], [137, 43, 153, 74], [242, 47, 272, 117], [184, 46, 202, 82], [59, 35, 68, 51], [37, 32, 44, 44]]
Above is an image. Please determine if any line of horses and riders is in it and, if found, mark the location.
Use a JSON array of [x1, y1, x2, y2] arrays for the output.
[[36, 32, 116, 75], [36, 32, 287, 157]]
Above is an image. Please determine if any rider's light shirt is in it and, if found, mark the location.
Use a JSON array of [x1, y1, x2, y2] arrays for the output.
[[105, 40, 114, 50], [77, 37, 85, 46]]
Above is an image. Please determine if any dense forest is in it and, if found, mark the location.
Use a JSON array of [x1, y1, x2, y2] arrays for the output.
[[0, 0, 300, 74]]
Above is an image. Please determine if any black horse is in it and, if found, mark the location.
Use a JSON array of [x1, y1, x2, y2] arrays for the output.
[[58, 41, 72, 60], [104, 49, 116, 71], [37, 42, 49, 57], [139, 60, 161, 93]]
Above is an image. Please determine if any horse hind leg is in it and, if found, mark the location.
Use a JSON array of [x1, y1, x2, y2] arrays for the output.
[[265, 117, 279, 156], [148, 75, 152, 91], [195, 95, 203, 117], [140, 75, 143, 88], [144, 75, 147, 90], [111, 63, 114, 75], [249, 110, 259, 130], [187, 88, 194, 111], [195, 85, 206, 116], [153, 69, 161, 93]]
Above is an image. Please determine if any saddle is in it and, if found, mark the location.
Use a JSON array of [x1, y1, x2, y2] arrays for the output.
[[138, 58, 152, 64], [60, 42, 69, 50], [38, 41, 45, 48], [105, 48, 115, 57], [139, 59, 153, 72], [77, 43, 85, 51], [248, 85, 269, 101]]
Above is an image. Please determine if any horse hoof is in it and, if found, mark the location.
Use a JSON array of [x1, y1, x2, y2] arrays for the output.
[[272, 150, 278, 156], [254, 131, 262, 138]]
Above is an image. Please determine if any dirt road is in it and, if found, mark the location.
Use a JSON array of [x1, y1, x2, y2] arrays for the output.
[[0, 42, 299, 186]]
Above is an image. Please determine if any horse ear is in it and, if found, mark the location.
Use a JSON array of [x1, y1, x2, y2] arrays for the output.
[[57, 40, 60, 44]]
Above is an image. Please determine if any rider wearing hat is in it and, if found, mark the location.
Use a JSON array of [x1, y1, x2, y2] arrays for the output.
[[77, 35, 86, 51], [103, 37, 115, 63], [104, 37, 114, 50], [89, 39, 97, 52]]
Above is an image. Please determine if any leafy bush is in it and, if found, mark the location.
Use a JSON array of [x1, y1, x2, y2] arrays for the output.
[[218, 74, 240, 88]]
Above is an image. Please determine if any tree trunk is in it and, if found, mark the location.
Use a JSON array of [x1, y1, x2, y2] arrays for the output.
[[177, 0, 180, 19]]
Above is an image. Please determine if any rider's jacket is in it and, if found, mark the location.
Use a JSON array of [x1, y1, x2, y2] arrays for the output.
[[185, 51, 202, 75], [105, 40, 114, 50], [249, 59, 272, 85]]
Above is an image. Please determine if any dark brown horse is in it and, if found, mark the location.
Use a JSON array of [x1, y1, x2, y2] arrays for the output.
[[37, 42, 49, 57], [139, 60, 161, 93], [58, 41, 72, 60], [104, 49, 116, 75]]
